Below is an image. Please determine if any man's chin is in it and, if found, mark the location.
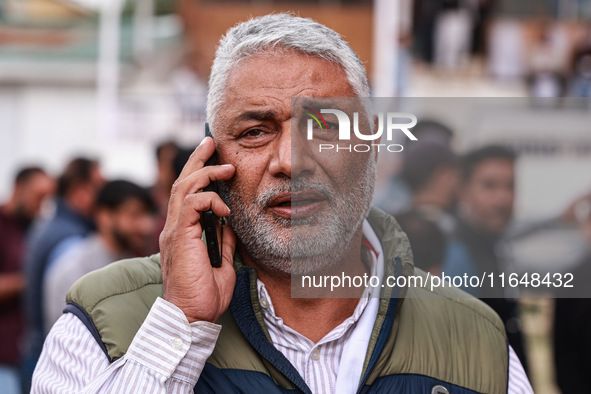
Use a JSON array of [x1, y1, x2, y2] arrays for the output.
[[228, 195, 370, 277], [254, 250, 345, 278], [241, 230, 350, 277], [289, 258, 340, 277]]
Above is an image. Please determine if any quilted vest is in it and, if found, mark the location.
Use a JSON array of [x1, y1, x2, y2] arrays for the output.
[[66, 207, 509, 393]]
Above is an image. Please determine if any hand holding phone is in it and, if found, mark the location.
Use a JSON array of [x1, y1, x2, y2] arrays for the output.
[[201, 123, 223, 267], [159, 131, 236, 323]]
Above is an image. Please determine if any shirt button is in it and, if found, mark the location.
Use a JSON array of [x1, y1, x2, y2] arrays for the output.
[[311, 349, 320, 360], [171, 337, 183, 350], [431, 385, 449, 394], [260, 297, 269, 309]]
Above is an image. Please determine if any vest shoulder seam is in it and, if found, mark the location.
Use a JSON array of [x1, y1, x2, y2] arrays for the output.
[[86, 281, 162, 312]]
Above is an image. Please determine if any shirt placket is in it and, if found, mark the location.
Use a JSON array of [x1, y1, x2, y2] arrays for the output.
[[305, 344, 324, 392]]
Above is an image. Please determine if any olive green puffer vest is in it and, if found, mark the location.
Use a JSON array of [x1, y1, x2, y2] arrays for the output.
[[66, 207, 509, 393]]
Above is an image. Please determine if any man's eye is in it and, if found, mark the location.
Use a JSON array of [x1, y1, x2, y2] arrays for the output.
[[244, 129, 265, 138], [326, 122, 338, 130]]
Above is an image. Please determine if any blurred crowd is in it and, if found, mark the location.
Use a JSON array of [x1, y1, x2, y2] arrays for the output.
[[526, 20, 591, 98], [374, 120, 591, 392], [410, 0, 591, 98], [1, 1, 591, 393], [2, 117, 591, 392], [0, 141, 198, 393]]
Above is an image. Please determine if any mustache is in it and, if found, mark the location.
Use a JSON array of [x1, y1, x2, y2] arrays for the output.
[[255, 178, 337, 209]]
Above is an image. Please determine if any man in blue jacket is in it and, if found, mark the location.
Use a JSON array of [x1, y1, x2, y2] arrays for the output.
[[22, 157, 104, 389]]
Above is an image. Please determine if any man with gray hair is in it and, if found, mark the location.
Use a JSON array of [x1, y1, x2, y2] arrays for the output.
[[32, 14, 532, 393]]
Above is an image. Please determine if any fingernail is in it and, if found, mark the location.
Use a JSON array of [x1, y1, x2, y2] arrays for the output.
[[198, 138, 207, 146], [221, 164, 233, 168]]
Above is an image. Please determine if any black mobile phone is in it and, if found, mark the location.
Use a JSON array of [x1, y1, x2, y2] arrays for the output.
[[201, 122, 223, 268]]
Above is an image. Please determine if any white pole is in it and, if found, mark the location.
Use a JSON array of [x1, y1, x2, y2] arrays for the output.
[[97, 0, 123, 141], [133, 0, 154, 62], [372, 0, 399, 97]]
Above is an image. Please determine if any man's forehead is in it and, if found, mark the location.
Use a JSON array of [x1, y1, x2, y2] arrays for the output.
[[225, 51, 349, 94], [476, 158, 515, 171], [216, 52, 356, 124], [22, 172, 51, 187]]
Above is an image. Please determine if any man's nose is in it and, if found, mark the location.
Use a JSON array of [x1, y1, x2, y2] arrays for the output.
[[268, 119, 316, 178]]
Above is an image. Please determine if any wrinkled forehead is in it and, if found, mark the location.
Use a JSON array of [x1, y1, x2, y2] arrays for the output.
[[214, 52, 360, 129], [225, 50, 351, 93]]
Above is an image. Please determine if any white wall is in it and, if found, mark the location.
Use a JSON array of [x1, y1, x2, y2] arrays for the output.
[[0, 84, 164, 201]]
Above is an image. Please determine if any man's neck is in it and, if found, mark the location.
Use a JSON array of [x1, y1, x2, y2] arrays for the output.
[[413, 191, 448, 212], [459, 215, 503, 241], [3, 196, 19, 218], [2, 199, 31, 229], [242, 230, 367, 343], [100, 230, 125, 256], [271, 289, 360, 343], [64, 197, 89, 219]]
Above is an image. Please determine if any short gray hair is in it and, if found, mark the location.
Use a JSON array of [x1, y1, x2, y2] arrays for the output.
[[206, 13, 370, 132]]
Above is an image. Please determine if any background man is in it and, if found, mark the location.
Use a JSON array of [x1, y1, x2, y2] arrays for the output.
[[151, 140, 179, 212], [401, 140, 460, 235], [443, 145, 529, 374], [0, 167, 54, 394], [147, 140, 179, 254], [554, 195, 591, 392], [22, 157, 104, 389], [375, 119, 457, 222], [43, 180, 156, 332], [33, 14, 532, 393]]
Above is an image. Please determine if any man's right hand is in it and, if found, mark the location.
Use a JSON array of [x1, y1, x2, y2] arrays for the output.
[[159, 137, 237, 323]]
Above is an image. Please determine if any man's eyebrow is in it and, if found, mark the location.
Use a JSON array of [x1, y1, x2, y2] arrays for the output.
[[297, 99, 340, 111], [235, 110, 281, 122], [296, 98, 354, 114]]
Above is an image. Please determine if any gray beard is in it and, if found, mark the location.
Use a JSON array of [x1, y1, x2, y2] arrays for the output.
[[218, 158, 376, 277]]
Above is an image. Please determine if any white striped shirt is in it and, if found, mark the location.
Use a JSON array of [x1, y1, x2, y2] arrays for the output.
[[32, 221, 534, 393], [257, 281, 369, 393]]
